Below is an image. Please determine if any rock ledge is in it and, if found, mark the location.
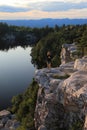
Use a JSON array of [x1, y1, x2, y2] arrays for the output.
[[35, 57, 87, 130]]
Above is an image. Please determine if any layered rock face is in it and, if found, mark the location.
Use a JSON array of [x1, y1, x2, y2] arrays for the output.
[[35, 56, 87, 130], [60, 43, 78, 64]]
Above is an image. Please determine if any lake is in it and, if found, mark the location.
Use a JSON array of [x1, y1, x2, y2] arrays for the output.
[[0, 46, 35, 110]]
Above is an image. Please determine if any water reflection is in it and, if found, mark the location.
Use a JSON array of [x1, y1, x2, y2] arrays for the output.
[[0, 46, 35, 110]]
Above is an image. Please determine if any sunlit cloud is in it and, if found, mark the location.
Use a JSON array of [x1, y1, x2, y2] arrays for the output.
[[0, 8, 87, 20]]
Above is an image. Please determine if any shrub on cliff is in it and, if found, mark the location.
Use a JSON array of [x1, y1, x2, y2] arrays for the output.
[[11, 79, 39, 130]]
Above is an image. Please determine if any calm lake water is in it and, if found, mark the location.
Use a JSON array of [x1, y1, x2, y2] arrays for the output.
[[0, 46, 35, 110]]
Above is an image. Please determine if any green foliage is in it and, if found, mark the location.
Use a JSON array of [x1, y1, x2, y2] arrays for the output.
[[80, 28, 87, 46], [31, 32, 62, 68], [76, 28, 87, 56], [70, 121, 83, 130], [0, 22, 9, 37], [17, 126, 26, 130], [11, 79, 39, 129], [52, 55, 61, 67], [52, 74, 70, 79], [11, 94, 23, 113]]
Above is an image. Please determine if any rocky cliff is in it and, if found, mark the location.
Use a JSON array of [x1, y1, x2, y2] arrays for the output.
[[60, 43, 78, 65], [35, 56, 87, 130]]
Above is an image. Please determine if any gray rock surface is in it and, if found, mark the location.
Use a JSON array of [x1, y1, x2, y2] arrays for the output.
[[0, 110, 20, 130], [0, 110, 10, 118], [60, 43, 78, 64], [74, 57, 87, 70], [35, 57, 87, 130]]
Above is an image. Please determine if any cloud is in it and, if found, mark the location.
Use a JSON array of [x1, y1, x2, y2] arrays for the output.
[[0, 1, 87, 13], [27, 1, 87, 12], [63, 0, 87, 3], [0, 5, 29, 12], [40, 2, 87, 12]]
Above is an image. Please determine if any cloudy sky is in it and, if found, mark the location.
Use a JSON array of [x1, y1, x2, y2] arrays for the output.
[[0, 0, 87, 19]]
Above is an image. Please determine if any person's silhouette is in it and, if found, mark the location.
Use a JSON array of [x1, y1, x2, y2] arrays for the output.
[[46, 51, 52, 68]]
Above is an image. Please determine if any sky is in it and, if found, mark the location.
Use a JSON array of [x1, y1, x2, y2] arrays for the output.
[[0, 0, 87, 19]]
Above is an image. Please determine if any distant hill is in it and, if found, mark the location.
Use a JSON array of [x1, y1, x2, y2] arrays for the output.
[[0, 18, 87, 27]]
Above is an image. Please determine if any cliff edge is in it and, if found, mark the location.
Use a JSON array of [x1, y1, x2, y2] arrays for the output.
[[35, 56, 87, 130]]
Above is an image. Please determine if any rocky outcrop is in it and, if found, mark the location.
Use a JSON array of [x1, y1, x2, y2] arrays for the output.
[[74, 56, 87, 71], [60, 43, 78, 64], [35, 56, 87, 130], [0, 110, 20, 130]]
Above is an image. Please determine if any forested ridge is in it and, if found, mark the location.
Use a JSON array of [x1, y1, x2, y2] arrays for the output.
[[0, 19, 87, 27]]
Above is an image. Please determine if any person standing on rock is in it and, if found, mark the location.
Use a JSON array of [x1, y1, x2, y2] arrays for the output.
[[46, 51, 52, 68]]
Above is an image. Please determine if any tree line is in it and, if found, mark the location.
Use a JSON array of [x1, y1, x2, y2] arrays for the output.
[[0, 22, 54, 50], [0, 22, 87, 50]]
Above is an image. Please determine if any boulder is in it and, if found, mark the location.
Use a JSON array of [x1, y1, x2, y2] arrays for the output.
[[5, 119, 13, 128], [57, 70, 87, 109], [0, 110, 20, 130], [74, 58, 87, 70], [9, 120, 20, 129], [0, 110, 11, 118]]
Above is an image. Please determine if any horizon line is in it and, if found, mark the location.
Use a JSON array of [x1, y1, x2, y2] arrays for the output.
[[0, 18, 87, 20]]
